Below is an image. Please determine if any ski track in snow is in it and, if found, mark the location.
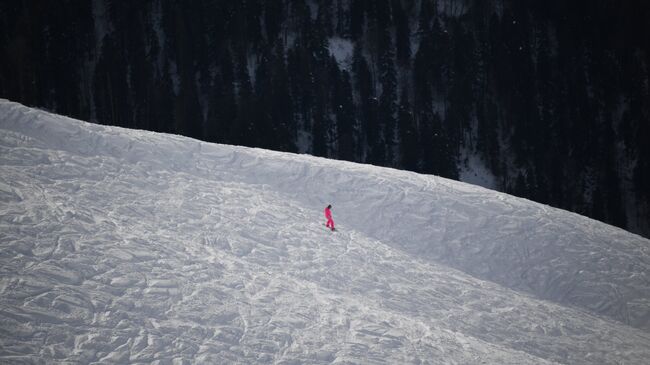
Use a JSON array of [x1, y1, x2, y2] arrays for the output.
[[1, 99, 650, 364]]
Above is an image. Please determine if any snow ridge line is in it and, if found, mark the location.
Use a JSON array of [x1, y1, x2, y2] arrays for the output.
[[1, 99, 650, 363]]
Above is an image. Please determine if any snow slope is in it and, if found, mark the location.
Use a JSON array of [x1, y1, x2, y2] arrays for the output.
[[1, 99, 649, 364]]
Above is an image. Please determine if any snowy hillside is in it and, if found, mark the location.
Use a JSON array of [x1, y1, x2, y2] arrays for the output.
[[1, 99, 649, 364]]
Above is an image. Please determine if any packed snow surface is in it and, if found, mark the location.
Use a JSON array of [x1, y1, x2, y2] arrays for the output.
[[1, 99, 650, 364]]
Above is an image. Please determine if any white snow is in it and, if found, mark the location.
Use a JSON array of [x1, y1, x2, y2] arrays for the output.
[[1, 99, 650, 364], [459, 152, 498, 190], [328, 37, 354, 70]]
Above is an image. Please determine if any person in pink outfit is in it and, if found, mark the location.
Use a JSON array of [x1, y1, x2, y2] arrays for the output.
[[324, 204, 335, 231]]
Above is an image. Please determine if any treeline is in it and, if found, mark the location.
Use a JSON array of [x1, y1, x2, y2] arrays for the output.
[[1, 0, 649, 237]]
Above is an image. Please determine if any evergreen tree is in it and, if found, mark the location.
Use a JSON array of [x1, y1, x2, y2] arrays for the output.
[[42, 1, 93, 120], [392, 0, 411, 65], [268, 43, 297, 152], [232, 47, 255, 146], [207, 45, 237, 144], [93, 34, 131, 128], [377, 26, 397, 166], [335, 69, 358, 161], [317, 0, 334, 37], [352, 44, 377, 161], [253, 48, 274, 148], [445, 20, 474, 160], [264, 0, 284, 41], [397, 87, 420, 171], [336, 0, 349, 36], [350, 0, 365, 40]]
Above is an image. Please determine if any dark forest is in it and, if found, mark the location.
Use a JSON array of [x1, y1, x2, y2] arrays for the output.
[[1, 0, 648, 237]]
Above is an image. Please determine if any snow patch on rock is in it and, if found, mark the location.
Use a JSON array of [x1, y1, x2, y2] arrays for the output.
[[328, 37, 354, 70]]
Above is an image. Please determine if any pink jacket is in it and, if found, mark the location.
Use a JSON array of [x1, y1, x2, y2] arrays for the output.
[[324, 207, 332, 219]]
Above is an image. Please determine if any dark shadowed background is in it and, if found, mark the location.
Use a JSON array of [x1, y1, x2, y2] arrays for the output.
[[1, 0, 648, 237]]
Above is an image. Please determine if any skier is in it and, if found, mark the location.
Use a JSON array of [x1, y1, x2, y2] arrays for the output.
[[324, 204, 335, 231]]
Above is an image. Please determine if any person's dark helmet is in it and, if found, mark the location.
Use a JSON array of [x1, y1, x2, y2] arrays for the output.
[[327, 204, 332, 209]]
